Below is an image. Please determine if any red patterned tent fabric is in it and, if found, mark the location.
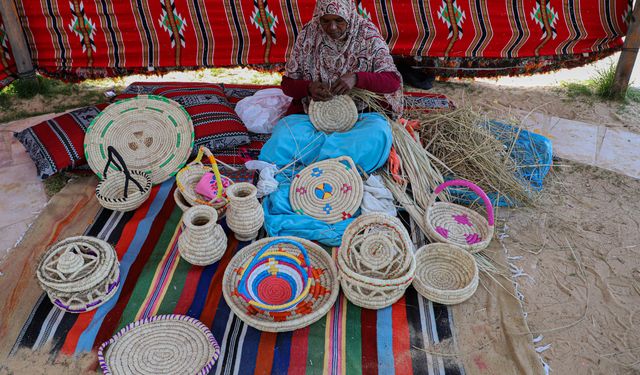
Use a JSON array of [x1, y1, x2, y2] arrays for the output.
[[0, 13, 17, 86], [3, 0, 633, 83]]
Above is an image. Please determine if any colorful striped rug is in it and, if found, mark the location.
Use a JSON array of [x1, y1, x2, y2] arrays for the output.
[[9, 175, 465, 375]]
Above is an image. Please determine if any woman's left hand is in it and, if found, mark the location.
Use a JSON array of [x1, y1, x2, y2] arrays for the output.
[[331, 73, 357, 95]]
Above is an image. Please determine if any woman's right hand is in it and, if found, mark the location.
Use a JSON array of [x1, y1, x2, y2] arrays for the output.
[[308, 81, 333, 101]]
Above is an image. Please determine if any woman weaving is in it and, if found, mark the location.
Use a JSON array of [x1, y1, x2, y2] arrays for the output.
[[258, 0, 399, 246]]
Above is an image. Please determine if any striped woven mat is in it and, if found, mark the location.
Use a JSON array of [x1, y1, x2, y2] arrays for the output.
[[9, 175, 464, 375]]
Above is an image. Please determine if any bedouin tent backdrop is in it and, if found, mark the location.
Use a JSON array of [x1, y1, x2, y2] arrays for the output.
[[0, 0, 633, 86]]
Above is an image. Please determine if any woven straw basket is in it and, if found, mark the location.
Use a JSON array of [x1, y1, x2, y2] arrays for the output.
[[36, 236, 120, 313], [290, 156, 363, 224], [425, 179, 495, 253], [98, 314, 221, 375], [85, 95, 194, 185], [226, 182, 264, 241], [178, 205, 227, 266], [338, 213, 416, 310], [308, 95, 358, 133], [176, 146, 233, 218], [412, 243, 479, 305], [174, 188, 192, 212], [222, 236, 339, 332], [96, 146, 152, 212]]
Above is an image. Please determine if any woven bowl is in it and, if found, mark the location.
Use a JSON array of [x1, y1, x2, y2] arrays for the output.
[[223, 236, 339, 332], [237, 238, 312, 312], [176, 147, 232, 217], [98, 315, 220, 375], [412, 243, 479, 305], [338, 213, 416, 310], [308, 95, 358, 133], [425, 179, 495, 253], [289, 156, 363, 224], [174, 188, 192, 212], [96, 170, 152, 212], [36, 236, 120, 313]]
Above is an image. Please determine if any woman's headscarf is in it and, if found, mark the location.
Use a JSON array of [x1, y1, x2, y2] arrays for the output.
[[285, 0, 403, 117]]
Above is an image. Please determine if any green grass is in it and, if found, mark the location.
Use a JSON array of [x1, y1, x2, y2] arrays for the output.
[[43, 173, 71, 198], [561, 63, 639, 102]]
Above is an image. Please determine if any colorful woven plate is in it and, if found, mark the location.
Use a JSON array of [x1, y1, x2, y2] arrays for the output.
[[223, 236, 339, 332], [84, 95, 194, 185], [289, 156, 363, 224], [98, 315, 220, 375]]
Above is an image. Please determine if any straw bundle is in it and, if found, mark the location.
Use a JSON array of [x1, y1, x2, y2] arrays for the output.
[[409, 107, 534, 206]]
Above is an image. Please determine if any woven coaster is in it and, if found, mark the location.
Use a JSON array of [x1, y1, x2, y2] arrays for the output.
[[222, 236, 339, 332], [289, 156, 363, 224], [85, 95, 194, 185], [98, 315, 221, 375]]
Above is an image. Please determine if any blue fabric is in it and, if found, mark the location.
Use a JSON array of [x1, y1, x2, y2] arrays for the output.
[[448, 121, 553, 207], [259, 113, 392, 246]]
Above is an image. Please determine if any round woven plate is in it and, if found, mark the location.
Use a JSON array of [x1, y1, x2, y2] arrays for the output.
[[98, 315, 220, 375], [412, 243, 478, 305], [85, 95, 194, 185], [36, 236, 120, 313], [308, 95, 358, 133], [289, 156, 363, 224], [223, 236, 339, 332]]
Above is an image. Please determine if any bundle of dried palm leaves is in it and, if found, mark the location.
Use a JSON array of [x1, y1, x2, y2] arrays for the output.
[[408, 107, 536, 206]]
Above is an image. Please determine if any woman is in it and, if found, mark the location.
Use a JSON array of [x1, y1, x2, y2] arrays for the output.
[[258, 0, 401, 245]]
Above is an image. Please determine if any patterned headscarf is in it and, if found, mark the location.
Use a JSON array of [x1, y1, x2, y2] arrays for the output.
[[285, 0, 403, 117]]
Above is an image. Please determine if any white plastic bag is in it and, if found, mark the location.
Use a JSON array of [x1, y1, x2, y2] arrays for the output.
[[245, 160, 279, 198], [235, 88, 292, 134], [361, 175, 397, 217]]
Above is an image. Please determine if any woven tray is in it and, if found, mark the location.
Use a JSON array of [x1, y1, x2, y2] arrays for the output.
[[222, 236, 339, 332], [98, 314, 220, 375], [85, 95, 194, 185], [412, 243, 479, 305], [289, 156, 363, 224], [36, 236, 120, 313], [308, 95, 358, 133]]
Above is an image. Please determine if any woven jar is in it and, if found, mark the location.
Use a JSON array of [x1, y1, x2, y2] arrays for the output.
[[226, 183, 264, 241], [178, 205, 227, 266]]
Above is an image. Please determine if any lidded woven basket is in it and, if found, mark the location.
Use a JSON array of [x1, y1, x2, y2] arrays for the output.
[[412, 243, 479, 305], [308, 95, 358, 133], [176, 146, 233, 218], [338, 213, 416, 310], [95, 146, 152, 212], [425, 179, 495, 253], [36, 236, 120, 313]]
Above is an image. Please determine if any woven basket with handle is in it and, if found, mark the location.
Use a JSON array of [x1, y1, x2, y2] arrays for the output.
[[424, 179, 495, 253], [95, 146, 152, 212]]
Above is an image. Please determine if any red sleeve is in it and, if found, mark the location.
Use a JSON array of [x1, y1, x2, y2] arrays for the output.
[[355, 71, 401, 94], [281, 76, 311, 99]]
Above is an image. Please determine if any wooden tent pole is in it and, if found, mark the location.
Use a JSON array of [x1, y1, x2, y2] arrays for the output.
[[0, 0, 35, 78], [612, 1, 640, 98]]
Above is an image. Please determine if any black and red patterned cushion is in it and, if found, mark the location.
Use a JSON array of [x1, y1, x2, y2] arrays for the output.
[[117, 82, 250, 152]]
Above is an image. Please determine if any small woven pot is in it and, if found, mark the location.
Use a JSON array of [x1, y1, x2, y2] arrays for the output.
[[338, 213, 416, 310], [289, 156, 363, 224], [96, 146, 152, 212], [176, 146, 233, 218], [412, 243, 479, 305], [36, 236, 120, 313], [226, 183, 264, 241], [98, 314, 221, 375], [222, 236, 339, 332], [178, 205, 227, 266], [308, 95, 358, 133], [425, 179, 495, 253]]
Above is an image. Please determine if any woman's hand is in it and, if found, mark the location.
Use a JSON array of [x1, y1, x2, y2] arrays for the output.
[[308, 81, 333, 101], [331, 73, 357, 95]]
